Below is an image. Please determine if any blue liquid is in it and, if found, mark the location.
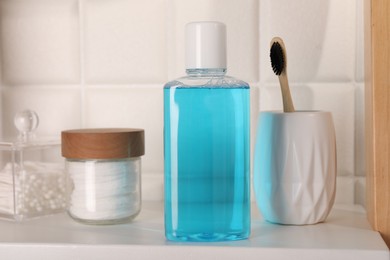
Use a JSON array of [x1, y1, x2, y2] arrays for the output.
[[164, 85, 250, 242]]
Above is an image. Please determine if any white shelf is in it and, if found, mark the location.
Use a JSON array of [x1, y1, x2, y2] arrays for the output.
[[0, 202, 388, 260]]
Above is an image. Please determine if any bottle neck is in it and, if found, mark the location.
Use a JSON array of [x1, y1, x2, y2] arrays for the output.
[[186, 68, 226, 77]]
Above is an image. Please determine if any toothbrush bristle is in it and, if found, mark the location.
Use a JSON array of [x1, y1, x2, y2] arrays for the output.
[[270, 42, 285, 76]]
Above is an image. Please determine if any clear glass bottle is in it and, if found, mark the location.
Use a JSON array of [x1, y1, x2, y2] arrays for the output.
[[164, 21, 250, 241], [61, 128, 144, 225]]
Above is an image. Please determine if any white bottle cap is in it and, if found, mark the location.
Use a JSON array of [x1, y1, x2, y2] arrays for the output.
[[185, 21, 227, 69]]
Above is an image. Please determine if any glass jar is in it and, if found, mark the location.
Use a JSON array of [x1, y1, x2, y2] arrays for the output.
[[61, 128, 144, 225]]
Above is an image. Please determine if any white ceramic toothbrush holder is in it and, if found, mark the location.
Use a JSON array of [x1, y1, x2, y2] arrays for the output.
[[253, 111, 337, 225]]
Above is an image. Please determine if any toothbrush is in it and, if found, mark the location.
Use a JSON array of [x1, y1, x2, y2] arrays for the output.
[[270, 37, 295, 112]]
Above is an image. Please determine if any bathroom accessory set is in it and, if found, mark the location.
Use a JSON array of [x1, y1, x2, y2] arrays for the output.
[[0, 23, 337, 244]]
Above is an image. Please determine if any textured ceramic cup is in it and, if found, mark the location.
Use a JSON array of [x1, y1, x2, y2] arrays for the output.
[[253, 111, 336, 225]]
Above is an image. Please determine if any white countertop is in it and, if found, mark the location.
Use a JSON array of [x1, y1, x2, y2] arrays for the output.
[[0, 202, 388, 260]]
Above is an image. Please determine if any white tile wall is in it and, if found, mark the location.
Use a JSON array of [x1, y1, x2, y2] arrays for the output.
[[356, 0, 365, 83], [0, 0, 365, 206], [355, 176, 366, 207], [355, 83, 365, 178], [0, 0, 80, 85], [84, 0, 167, 83], [335, 176, 355, 205]]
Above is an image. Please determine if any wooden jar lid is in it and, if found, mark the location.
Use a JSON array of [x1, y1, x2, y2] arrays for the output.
[[61, 128, 144, 159]]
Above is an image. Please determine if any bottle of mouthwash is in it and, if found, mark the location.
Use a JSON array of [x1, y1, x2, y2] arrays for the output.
[[164, 21, 250, 242]]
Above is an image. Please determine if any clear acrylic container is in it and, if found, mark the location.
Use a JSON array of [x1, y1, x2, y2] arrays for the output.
[[0, 110, 66, 221], [62, 128, 145, 225]]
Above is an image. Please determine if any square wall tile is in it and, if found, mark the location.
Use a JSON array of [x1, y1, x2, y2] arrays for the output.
[[85, 86, 163, 174], [142, 173, 164, 201], [354, 177, 365, 207], [355, 84, 365, 176], [309, 84, 355, 177], [259, 83, 355, 176], [0, 0, 80, 85], [84, 0, 167, 84], [259, 84, 282, 111], [2, 86, 82, 139], [356, 0, 364, 82], [335, 176, 354, 205], [169, 0, 259, 82], [0, 89, 3, 139], [260, 0, 355, 83]]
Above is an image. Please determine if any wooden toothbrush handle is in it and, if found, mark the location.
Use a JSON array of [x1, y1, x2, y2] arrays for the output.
[[279, 73, 295, 112]]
